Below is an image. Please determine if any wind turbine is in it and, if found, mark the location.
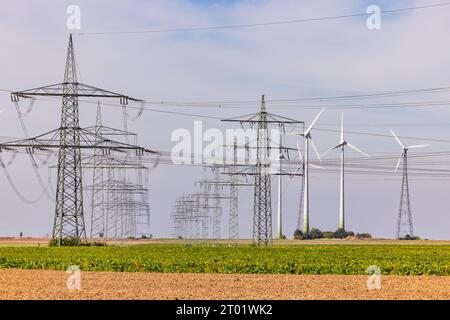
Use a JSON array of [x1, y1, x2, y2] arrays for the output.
[[276, 152, 285, 240], [322, 113, 369, 231], [274, 126, 295, 240], [291, 107, 325, 234], [390, 129, 428, 239]]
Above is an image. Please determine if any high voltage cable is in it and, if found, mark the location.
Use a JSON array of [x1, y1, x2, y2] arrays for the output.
[[131, 87, 450, 107], [0, 154, 51, 204], [12, 100, 55, 199], [5, 84, 450, 110], [313, 127, 450, 144], [9, 147, 450, 177], [7, 95, 450, 144], [77, 2, 450, 36], [317, 122, 450, 128], [10, 93, 450, 119]]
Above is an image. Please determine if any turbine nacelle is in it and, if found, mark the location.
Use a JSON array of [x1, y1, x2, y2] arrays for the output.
[[390, 128, 429, 172], [322, 113, 369, 158], [289, 107, 325, 162]]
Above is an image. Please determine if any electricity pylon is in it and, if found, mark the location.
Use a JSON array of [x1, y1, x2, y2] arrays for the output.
[[229, 139, 239, 241], [90, 102, 105, 239], [390, 129, 428, 239], [397, 152, 414, 239], [197, 161, 253, 241], [212, 166, 222, 238], [222, 95, 302, 245], [7, 34, 157, 244], [253, 96, 272, 245], [54, 34, 84, 242], [171, 195, 212, 239]]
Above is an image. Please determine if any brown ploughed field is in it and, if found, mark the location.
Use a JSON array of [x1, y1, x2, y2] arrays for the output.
[[0, 269, 448, 300]]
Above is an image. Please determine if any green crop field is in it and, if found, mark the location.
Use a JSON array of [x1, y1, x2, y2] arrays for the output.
[[0, 244, 449, 275]]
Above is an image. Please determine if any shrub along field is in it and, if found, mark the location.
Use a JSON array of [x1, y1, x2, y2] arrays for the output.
[[0, 244, 448, 275]]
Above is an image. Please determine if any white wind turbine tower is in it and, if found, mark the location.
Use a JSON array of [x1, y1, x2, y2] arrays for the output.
[[322, 113, 369, 231], [276, 151, 285, 240], [274, 127, 296, 240], [390, 129, 428, 239], [274, 125, 285, 240], [291, 107, 325, 234]]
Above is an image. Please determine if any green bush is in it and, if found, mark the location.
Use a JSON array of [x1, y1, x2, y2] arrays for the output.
[[356, 233, 372, 239], [399, 235, 421, 240], [49, 237, 82, 247], [49, 237, 106, 247], [333, 228, 347, 239], [333, 228, 356, 239], [322, 231, 335, 239], [296, 228, 369, 240], [309, 228, 323, 239], [293, 229, 303, 240]]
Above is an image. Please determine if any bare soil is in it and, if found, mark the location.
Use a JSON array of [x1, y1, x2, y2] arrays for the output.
[[0, 269, 448, 300]]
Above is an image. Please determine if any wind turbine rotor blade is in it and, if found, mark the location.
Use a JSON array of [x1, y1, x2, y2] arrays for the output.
[[310, 164, 324, 169], [389, 128, 405, 149], [288, 131, 304, 137], [321, 142, 344, 158], [346, 143, 370, 157], [406, 144, 429, 149], [309, 138, 321, 162], [394, 150, 404, 172], [296, 142, 304, 164], [305, 107, 325, 135], [340, 113, 344, 142]]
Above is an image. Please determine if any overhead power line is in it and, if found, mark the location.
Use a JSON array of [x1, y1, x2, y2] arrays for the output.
[[130, 86, 450, 107], [9, 94, 450, 144], [11, 84, 450, 115], [5, 83, 450, 109], [78, 2, 450, 36], [313, 127, 450, 144]]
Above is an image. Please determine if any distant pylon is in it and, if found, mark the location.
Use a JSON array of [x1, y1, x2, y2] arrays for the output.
[[390, 129, 428, 239], [90, 102, 105, 240], [212, 167, 221, 239], [396, 150, 414, 239], [229, 138, 239, 241], [53, 34, 86, 242]]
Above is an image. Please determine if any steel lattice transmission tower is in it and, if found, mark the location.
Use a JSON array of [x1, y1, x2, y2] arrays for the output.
[[90, 102, 105, 239], [390, 129, 428, 239], [397, 150, 414, 239], [194, 167, 230, 240], [253, 96, 272, 245], [229, 139, 239, 241], [223, 95, 302, 245], [212, 166, 222, 239], [7, 34, 157, 244], [53, 34, 85, 241]]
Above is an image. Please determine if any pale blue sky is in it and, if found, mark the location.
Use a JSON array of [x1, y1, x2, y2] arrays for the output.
[[0, 0, 449, 239]]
